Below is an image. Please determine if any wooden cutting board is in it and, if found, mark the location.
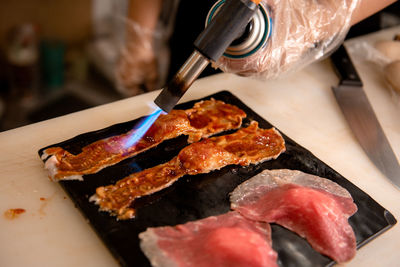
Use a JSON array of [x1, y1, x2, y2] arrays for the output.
[[0, 26, 399, 267]]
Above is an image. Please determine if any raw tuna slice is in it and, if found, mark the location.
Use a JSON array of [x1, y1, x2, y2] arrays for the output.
[[139, 211, 278, 267], [230, 169, 358, 263]]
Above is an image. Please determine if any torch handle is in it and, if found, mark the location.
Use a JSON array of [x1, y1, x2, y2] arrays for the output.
[[155, 0, 261, 113]]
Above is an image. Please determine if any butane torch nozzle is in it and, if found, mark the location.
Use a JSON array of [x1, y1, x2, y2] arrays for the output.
[[154, 51, 209, 113]]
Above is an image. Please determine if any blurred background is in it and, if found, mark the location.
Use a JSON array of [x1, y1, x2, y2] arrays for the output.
[[0, 0, 399, 132]]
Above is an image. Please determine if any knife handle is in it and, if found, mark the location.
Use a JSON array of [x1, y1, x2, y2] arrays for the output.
[[330, 45, 363, 87]]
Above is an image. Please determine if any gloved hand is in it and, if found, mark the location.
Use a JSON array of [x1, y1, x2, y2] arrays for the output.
[[216, 0, 360, 79], [115, 19, 161, 96]]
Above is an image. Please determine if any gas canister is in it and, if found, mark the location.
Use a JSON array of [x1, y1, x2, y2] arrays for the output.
[[206, 0, 272, 59]]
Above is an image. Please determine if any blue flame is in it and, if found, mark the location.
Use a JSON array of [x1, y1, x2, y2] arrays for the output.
[[123, 107, 164, 149], [129, 161, 142, 173]]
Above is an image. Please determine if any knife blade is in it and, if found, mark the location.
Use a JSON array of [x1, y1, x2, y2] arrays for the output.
[[331, 45, 400, 189]]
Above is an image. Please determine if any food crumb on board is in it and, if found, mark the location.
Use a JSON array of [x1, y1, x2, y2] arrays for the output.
[[4, 208, 26, 219]]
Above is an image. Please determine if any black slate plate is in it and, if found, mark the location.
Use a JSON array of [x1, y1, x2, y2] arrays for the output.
[[38, 91, 397, 267]]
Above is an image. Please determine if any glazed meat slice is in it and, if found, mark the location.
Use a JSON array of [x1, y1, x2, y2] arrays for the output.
[[230, 169, 358, 263], [139, 211, 278, 267], [41, 99, 246, 181], [91, 121, 286, 220]]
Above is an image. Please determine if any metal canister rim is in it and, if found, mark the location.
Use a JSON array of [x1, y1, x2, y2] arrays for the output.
[[206, 0, 272, 59]]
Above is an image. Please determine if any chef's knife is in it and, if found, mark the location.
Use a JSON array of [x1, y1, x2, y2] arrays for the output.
[[331, 45, 400, 189]]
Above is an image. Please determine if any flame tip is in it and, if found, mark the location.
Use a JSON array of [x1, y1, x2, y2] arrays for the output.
[[123, 107, 163, 149]]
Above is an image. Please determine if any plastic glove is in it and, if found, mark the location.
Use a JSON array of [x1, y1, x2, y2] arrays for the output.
[[216, 0, 360, 79], [115, 19, 161, 96]]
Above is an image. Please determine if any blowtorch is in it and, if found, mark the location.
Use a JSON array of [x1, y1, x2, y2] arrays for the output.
[[125, 0, 271, 147], [154, 0, 270, 113]]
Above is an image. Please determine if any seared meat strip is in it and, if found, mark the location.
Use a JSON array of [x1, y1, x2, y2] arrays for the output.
[[42, 99, 246, 181], [91, 122, 286, 220]]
